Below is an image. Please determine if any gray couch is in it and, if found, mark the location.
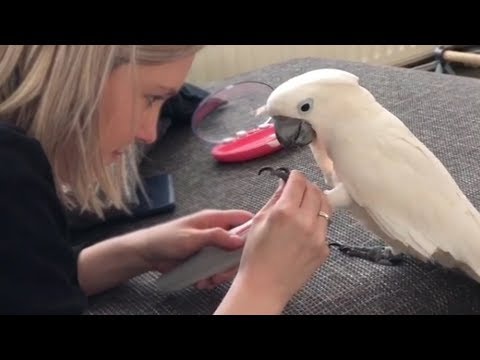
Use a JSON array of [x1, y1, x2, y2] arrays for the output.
[[83, 57, 480, 315]]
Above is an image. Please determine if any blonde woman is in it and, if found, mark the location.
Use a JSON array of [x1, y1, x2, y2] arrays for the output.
[[0, 45, 331, 315]]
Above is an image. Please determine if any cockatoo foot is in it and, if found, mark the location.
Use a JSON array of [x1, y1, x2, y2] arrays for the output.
[[324, 172, 338, 188], [258, 167, 291, 182], [329, 243, 405, 266]]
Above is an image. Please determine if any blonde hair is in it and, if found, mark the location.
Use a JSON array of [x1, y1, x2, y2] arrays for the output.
[[0, 45, 204, 218]]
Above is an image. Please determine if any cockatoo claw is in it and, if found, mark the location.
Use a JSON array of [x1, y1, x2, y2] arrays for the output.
[[329, 242, 405, 266], [258, 166, 291, 182]]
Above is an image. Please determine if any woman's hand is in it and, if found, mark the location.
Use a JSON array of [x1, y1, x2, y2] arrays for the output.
[[215, 170, 332, 314], [78, 208, 252, 297], [136, 209, 253, 288]]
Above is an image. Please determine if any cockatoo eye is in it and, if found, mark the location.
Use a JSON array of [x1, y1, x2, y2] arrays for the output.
[[298, 98, 313, 114]]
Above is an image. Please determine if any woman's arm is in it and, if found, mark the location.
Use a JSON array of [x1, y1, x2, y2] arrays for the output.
[[77, 229, 151, 296], [214, 273, 289, 315]]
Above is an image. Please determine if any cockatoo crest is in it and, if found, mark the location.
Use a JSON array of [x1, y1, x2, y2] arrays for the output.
[[265, 68, 376, 142], [275, 68, 359, 90]]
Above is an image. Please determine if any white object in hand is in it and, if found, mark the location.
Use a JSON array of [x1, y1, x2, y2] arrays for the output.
[[155, 218, 252, 292]]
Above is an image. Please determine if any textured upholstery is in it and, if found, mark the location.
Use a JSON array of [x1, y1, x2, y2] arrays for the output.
[[82, 58, 480, 315]]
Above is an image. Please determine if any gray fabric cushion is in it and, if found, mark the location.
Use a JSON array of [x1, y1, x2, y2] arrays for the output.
[[83, 57, 480, 315]]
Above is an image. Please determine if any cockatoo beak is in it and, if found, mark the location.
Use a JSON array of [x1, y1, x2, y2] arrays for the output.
[[273, 116, 316, 147]]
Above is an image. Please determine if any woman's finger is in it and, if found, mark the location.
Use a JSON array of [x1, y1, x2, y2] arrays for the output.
[[191, 209, 254, 230], [275, 170, 308, 209], [195, 278, 211, 289], [299, 181, 324, 217], [210, 266, 238, 285], [195, 266, 238, 290], [196, 227, 245, 251], [257, 179, 286, 213], [316, 189, 332, 227]]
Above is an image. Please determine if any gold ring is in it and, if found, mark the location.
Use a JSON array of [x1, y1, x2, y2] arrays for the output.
[[318, 211, 330, 221]]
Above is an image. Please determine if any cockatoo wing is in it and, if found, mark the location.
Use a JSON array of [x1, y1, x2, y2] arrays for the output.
[[332, 118, 480, 281]]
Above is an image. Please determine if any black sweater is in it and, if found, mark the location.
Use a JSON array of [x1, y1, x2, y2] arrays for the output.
[[0, 123, 87, 314]]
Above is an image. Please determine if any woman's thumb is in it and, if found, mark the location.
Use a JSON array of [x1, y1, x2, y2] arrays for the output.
[[200, 227, 245, 250], [259, 179, 285, 213]]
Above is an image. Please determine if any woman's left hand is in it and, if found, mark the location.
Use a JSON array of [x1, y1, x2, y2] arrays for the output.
[[136, 209, 253, 290]]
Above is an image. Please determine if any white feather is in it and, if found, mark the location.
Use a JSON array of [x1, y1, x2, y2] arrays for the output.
[[335, 111, 480, 272]]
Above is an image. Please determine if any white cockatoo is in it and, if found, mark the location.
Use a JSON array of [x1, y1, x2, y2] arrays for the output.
[[154, 68, 480, 293], [263, 68, 480, 283]]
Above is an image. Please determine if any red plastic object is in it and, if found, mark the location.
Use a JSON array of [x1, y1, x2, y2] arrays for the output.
[[211, 123, 283, 163]]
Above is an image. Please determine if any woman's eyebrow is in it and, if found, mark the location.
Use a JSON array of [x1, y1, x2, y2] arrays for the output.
[[152, 85, 179, 96]]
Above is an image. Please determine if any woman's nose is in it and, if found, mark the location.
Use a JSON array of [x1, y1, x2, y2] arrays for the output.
[[135, 114, 158, 144]]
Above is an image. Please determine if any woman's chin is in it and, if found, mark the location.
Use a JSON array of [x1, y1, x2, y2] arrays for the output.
[[102, 150, 123, 166]]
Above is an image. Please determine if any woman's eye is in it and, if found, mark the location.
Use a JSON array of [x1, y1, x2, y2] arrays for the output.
[[146, 95, 166, 107]]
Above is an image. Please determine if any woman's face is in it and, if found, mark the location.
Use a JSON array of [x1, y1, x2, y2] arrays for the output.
[[98, 54, 195, 165]]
